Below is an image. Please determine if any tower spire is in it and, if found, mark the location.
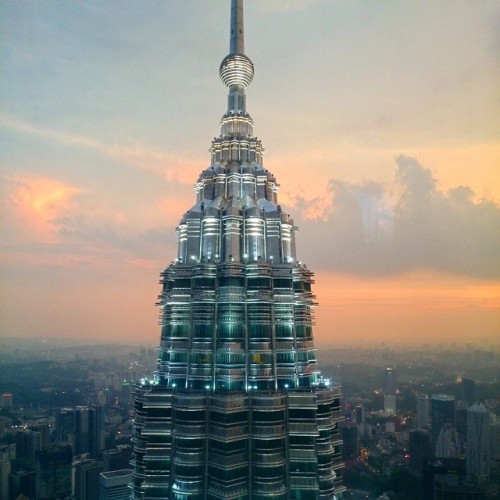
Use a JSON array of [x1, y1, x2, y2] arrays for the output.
[[220, 0, 254, 114], [230, 0, 245, 54]]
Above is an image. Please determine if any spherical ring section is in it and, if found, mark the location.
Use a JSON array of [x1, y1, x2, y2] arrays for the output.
[[219, 54, 254, 88]]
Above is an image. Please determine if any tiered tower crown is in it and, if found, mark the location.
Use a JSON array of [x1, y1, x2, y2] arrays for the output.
[[177, 0, 295, 268]]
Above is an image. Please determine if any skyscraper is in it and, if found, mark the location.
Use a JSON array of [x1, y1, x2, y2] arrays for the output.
[[460, 377, 475, 406], [131, 1, 344, 499], [100, 469, 133, 500], [416, 393, 429, 429], [35, 446, 73, 500], [56, 405, 104, 459], [431, 394, 456, 450], [0, 452, 10, 500], [383, 367, 396, 415], [74, 459, 104, 500], [466, 403, 490, 480], [383, 367, 396, 395], [408, 429, 431, 476]]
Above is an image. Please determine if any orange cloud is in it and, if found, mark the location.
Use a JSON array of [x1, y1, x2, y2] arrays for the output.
[[269, 142, 500, 216], [4, 174, 81, 244], [158, 194, 196, 226]]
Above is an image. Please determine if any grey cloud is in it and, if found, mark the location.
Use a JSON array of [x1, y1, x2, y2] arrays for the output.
[[295, 155, 500, 278], [50, 212, 176, 262]]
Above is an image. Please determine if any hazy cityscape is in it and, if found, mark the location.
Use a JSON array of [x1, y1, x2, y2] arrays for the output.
[[0, 337, 498, 499]]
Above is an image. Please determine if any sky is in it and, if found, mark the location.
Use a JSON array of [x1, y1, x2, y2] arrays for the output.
[[1, 0, 499, 349]]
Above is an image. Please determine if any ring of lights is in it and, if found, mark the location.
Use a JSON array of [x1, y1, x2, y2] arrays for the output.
[[220, 53, 254, 88]]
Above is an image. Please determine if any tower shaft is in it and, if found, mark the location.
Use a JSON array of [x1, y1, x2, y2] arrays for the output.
[[230, 0, 245, 55]]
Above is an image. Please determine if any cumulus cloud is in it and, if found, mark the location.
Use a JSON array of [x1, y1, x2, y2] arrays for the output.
[[0, 172, 177, 269], [294, 155, 500, 278]]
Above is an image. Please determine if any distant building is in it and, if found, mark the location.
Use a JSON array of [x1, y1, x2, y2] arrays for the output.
[[0, 453, 11, 500], [416, 393, 429, 429], [435, 423, 460, 458], [460, 377, 475, 406], [9, 469, 36, 500], [384, 368, 396, 415], [0, 444, 16, 461], [340, 422, 359, 461], [423, 458, 466, 500], [384, 394, 396, 415], [466, 403, 490, 480], [491, 414, 500, 478], [35, 445, 72, 500], [88, 405, 105, 459], [99, 469, 132, 500], [455, 400, 468, 444], [74, 459, 104, 500], [102, 445, 132, 472], [16, 429, 42, 462], [431, 394, 456, 449], [384, 367, 397, 395], [120, 382, 132, 408], [433, 472, 489, 499], [1, 393, 13, 409], [56, 405, 104, 458], [31, 423, 51, 450], [355, 404, 366, 438], [409, 429, 432, 475], [355, 404, 365, 425]]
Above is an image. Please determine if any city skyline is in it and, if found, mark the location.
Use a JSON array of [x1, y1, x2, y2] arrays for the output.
[[1, 1, 499, 348]]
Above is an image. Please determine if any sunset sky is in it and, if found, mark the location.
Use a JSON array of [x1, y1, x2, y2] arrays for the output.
[[1, 0, 499, 348]]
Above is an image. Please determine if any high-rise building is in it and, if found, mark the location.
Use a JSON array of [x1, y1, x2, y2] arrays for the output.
[[31, 423, 51, 451], [435, 423, 459, 458], [460, 377, 475, 406], [383, 394, 396, 416], [355, 404, 365, 439], [408, 429, 432, 476], [1, 393, 13, 409], [56, 405, 104, 459], [102, 445, 133, 472], [455, 400, 468, 447], [131, 1, 345, 499], [383, 367, 396, 415], [416, 393, 429, 429], [339, 422, 358, 462], [74, 459, 104, 500], [466, 403, 490, 480], [16, 429, 42, 463], [383, 367, 396, 395], [9, 469, 36, 500], [0, 453, 11, 500], [89, 405, 105, 459], [99, 469, 133, 500], [0, 444, 16, 461], [491, 414, 500, 480], [35, 445, 72, 500], [355, 404, 365, 425], [431, 394, 456, 449], [0, 445, 15, 499]]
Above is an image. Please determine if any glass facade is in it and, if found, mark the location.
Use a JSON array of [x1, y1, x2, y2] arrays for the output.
[[131, 1, 345, 498]]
